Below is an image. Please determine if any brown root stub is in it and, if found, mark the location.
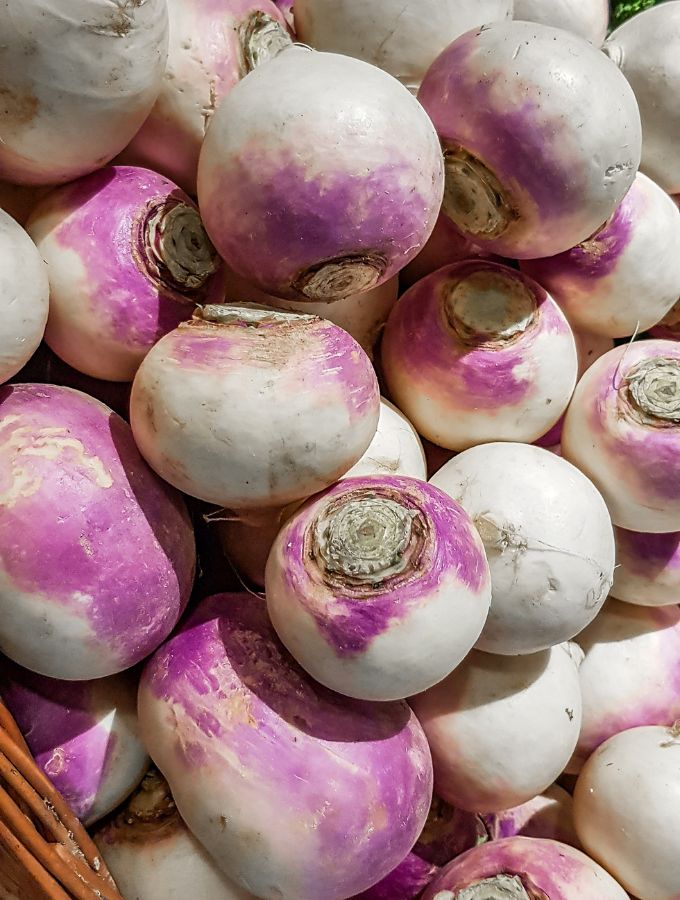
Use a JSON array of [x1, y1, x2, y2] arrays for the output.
[[445, 269, 537, 346], [142, 200, 220, 293], [624, 357, 680, 426], [194, 302, 317, 327], [293, 252, 387, 301], [239, 11, 292, 75], [442, 147, 518, 240]]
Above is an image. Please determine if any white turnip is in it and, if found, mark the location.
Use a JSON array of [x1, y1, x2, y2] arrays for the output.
[[513, 0, 609, 45], [611, 526, 680, 606]]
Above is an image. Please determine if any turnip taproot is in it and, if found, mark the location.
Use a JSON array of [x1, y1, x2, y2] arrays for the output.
[[561, 339, 680, 531], [417, 21, 641, 258], [265, 475, 491, 701], [0, 209, 49, 385], [573, 723, 680, 899], [0, 657, 148, 826], [410, 645, 583, 813], [481, 784, 580, 847], [381, 260, 578, 450], [430, 443, 615, 655], [197, 46, 444, 300], [137, 593, 433, 900], [513, 0, 609, 45], [129, 304, 380, 510], [611, 526, 680, 606], [0, 384, 195, 680], [27, 166, 221, 382], [0, 0, 168, 185]]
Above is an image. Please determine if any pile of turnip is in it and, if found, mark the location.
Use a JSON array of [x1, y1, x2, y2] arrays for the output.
[[1, 2, 680, 899]]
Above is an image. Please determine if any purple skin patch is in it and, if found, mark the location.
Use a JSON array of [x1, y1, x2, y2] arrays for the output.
[[274, 475, 489, 656], [42, 165, 222, 349], [201, 142, 441, 298], [614, 527, 680, 579], [534, 415, 564, 448], [141, 593, 433, 899], [0, 384, 195, 671], [352, 854, 438, 900]]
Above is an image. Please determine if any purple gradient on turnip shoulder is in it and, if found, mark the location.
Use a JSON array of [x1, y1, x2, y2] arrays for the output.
[[615, 527, 680, 578]]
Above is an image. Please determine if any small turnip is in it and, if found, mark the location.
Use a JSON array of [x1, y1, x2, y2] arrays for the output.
[[611, 527, 680, 606], [513, 0, 609, 45]]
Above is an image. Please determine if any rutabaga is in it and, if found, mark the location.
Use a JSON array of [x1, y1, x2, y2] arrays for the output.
[[0, 0, 168, 185], [381, 260, 578, 450], [27, 166, 222, 382], [561, 339, 680, 531], [129, 304, 380, 510], [0, 384, 195, 680], [430, 443, 615, 655], [93, 769, 254, 900], [137, 593, 433, 900], [0, 658, 149, 827], [265, 475, 491, 701], [604, 2, 680, 193], [420, 836, 629, 900], [417, 21, 641, 259], [521, 172, 680, 338], [611, 527, 680, 606], [565, 598, 680, 774], [0, 209, 49, 384], [121, 0, 291, 195], [481, 784, 580, 847], [197, 46, 444, 300], [292, 0, 512, 92], [512, 0, 609, 45], [574, 724, 680, 900], [410, 645, 582, 813]]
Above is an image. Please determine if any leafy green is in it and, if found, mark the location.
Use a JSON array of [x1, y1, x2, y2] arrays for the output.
[[610, 0, 668, 29]]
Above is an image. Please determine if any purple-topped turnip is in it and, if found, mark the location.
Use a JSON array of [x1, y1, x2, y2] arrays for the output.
[[561, 339, 680, 531], [611, 527, 680, 606], [265, 474, 491, 701], [574, 723, 680, 899], [381, 260, 578, 450], [197, 46, 444, 300], [129, 304, 380, 510], [604, 2, 680, 193], [410, 644, 583, 813], [430, 443, 615, 655], [0, 209, 49, 384], [0, 657, 148, 826], [521, 172, 680, 338], [0, 0, 168, 185], [0, 384, 195, 680], [417, 21, 641, 259], [420, 836, 629, 899], [513, 0, 609, 45], [293, 0, 512, 92], [121, 0, 291, 195], [481, 784, 580, 847], [137, 593, 433, 900], [566, 598, 680, 774], [27, 166, 222, 382]]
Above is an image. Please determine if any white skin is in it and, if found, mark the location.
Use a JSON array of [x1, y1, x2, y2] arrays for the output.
[[573, 724, 680, 900], [410, 644, 583, 813], [0, 0, 168, 185], [293, 0, 512, 91], [604, 3, 680, 193], [430, 443, 615, 655], [513, 0, 609, 46], [0, 209, 49, 384]]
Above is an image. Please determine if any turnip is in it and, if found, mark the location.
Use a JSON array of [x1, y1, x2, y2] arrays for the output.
[[292, 0, 512, 92], [565, 598, 680, 774], [137, 592, 433, 900], [513, 0, 609, 45], [272, 0, 294, 30], [481, 784, 580, 847], [417, 21, 641, 259], [265, 474, 491, 701], [0, 0, 168, 185], [430, 443, 615, 655], [0, 657, 148, 826], [0, 209, 49, 384], [26, 166, 222, 383], [221, 265, 399, 359], [561, 339, 680, 531], [573, 723, 680, 899], [410, 644, 582, 813], [129, 304, 380, 510], [650, 298, 680, 341], [0, 384, 195, 680], [121, 0, 291, 195], [520, 172, 680, 338], [420, 836, 629, 900], [381, 260, 578, 450], [603, 2, 680, 193], [611, 526, 680, 606], [197, 46, 444, 301], [93, 768, 254, 900]]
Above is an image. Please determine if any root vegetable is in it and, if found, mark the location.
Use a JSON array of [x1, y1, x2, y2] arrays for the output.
[[481, 784, 579, 847], [513, 0, 609, 45], [611, 527, 680, 606]]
